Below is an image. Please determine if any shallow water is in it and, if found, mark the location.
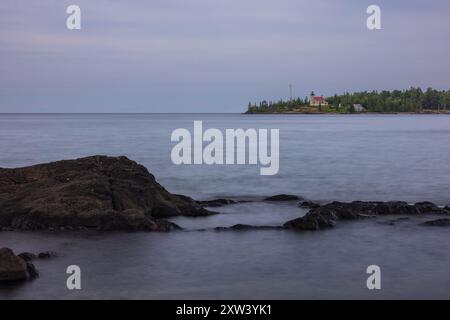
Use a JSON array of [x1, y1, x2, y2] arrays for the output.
[[1, 213, 449, 299], [1, 114, 450, 299]]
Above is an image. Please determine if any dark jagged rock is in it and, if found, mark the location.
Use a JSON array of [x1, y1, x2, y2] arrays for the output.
[[197, 198, 238, 207], [172, 194, 197, 203], [173, 195, 236, 209], [422, 219, 450, 227], [0, 156, 212, 231], [264, 194, 302, 201], [18, 252, 36, 262], [298, 201, 320, 209], [283, 208, 338, 230], [26, 263, 39, 279], [0, 248, 29, 282], [284, 201, 448, 231], [414, 202, 443, 214], [38, 251, 57, 259], [215, 224, 282, 231], [151, 219, 183, 231]]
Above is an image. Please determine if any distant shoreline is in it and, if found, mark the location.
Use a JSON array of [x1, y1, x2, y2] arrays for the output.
[[243, 111, 450, 115]]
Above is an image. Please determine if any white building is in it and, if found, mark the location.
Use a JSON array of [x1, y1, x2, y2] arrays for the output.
[[309, 93, 329, 107], [353, 104, 366, 112]]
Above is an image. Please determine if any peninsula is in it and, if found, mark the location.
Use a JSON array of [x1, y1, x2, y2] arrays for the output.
[[245, 87, 450, 114]]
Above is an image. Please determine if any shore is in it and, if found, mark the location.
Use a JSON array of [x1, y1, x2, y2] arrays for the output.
[[243, 111, 450, 115], [2, 155, 450, 287]]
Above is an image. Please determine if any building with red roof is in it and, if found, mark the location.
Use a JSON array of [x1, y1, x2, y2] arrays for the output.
[[309, 93, 329, 107]]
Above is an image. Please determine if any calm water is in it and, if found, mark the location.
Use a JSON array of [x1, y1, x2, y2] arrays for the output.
[[1, 113, 450, 299]]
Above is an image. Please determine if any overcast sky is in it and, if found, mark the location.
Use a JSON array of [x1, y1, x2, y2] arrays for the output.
[[0, 0, 449, 112]]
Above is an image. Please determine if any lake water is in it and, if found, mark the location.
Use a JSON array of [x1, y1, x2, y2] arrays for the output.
[[1, 113, 450, 299]]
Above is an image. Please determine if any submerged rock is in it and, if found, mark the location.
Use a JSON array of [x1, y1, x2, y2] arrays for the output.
[[37, 251, 57, 259], [197, 198, 238, 207], [413, 202, 443, 214], [378, 217, 410, 226], [26, 263, 39, 279], [18, 252, 36, 262], [215, 224, 282, 231], [422, 219, 450, 227], [298, 201, 320, 209], [0, 155, 211, 231], [284, 201, 448, 231], [264, 194, 302, 201], [0, 248, 30, 282]]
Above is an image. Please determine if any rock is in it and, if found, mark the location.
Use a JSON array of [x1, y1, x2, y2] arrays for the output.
[[422, 219, 450, 227], [26, 263, 39, 279], [283, 208, 338, 230], [215, 224, 282, 231], [173, 194, 196, 203], [298, 201, 320, 209], [197, 198, 238, 207], [284, 201, 447, 231], [0, 248, 29, 282], [18, 252, 36, 262], [264, 194, 302, 201], [150, 219, 182, 232], [414, 202, 443, 214], [38, 251, 57, 259], [0, 155, 212, 231]]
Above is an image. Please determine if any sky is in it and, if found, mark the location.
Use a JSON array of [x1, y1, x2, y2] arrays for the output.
[[0, 0, 449, 113]]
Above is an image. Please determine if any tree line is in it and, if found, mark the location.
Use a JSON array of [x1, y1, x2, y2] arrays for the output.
[[246, 87, 450, 113]]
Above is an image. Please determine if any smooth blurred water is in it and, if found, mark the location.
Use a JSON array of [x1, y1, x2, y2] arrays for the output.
[[1, 113, 450, 299], [1, 113, 450, 204], [1, 214, 450, 299]]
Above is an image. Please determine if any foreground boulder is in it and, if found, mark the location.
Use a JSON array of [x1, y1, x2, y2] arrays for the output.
[[0, 248, 37, 282], [0, 156, 212, 231], [284, 201, 449, 231]]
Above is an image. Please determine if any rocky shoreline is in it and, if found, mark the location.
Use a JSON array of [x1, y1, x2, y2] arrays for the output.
[[1, 156, 449, 233], [1, 155, 450, 283], [283, 200, 450, 230]]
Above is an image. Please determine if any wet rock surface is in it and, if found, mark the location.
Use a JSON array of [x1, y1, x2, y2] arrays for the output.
[[0, 156, 212, 231], [18, 252, 36, 262], [215, 224, 283, 231], [26, 262, 39, 279], [197, 198, 239, 207], [264, 194, 302, 201], [0, 248, 35, 282], [37, 251, 58, 259], [284, 201, 449, 231], [422, 218, 450, 227], [298, 201, 320, 209]]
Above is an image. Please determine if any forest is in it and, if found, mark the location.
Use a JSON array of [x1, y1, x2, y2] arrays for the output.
[[245, 88, 450, 113]]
